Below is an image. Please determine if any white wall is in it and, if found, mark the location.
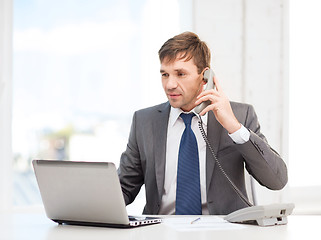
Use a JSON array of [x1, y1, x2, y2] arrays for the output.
[[0, 0, 13, 212], [193, 0, 289, 204]]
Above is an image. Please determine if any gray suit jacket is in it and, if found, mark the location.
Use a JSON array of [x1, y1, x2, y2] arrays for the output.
[[117, 101, 288, 215]]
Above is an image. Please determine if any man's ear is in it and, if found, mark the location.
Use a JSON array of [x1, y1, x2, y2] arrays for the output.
[[200, 67, 210, 84]]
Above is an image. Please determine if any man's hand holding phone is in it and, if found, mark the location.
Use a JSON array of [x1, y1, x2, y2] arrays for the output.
[[195, 75, 241, 134]]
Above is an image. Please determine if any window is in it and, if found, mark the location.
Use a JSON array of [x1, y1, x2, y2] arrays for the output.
[[289, 0, 321, 213], [12, 0, 186, 213]]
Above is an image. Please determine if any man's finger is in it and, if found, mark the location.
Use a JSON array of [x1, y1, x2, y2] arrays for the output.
[[213, 75, 221, 92]]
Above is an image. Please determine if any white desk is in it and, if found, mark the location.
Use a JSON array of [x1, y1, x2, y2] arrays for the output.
[[0, 213, 320, 240]]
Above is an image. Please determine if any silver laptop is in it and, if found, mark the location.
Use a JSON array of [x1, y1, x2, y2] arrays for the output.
[[32, 160, 161, 228]]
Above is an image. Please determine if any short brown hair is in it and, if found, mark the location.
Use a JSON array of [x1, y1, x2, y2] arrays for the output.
[[158, 32, 211, 74]]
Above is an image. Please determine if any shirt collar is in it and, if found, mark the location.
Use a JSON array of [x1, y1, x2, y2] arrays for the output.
[[169, 107, 208, 127]]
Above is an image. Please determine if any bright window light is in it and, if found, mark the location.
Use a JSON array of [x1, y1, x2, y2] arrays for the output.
[[289, 0, 321, 187]]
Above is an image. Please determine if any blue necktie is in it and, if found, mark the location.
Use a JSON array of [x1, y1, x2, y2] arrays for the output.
[[175, 113, 202, 215]]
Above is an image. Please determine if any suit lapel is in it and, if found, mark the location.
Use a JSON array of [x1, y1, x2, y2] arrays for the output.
[[206, 111, 223, 192], [153, 102, 171, 200]]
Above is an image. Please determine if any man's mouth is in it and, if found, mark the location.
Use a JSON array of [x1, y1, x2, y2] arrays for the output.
[[168, 93, 181, 99]]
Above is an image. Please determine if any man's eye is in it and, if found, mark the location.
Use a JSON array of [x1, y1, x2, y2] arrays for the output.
[[162, 73, 169, 77], [178, 72, 185, 77]]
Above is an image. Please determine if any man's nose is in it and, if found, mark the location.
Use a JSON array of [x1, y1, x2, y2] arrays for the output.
[[166, 76, 178, 90]]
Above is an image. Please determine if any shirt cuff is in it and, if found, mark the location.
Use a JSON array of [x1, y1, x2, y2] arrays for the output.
[[228, 124, 250, 144]]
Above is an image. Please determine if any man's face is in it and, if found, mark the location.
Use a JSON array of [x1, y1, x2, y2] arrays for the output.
[[160, 56, 205, 112]]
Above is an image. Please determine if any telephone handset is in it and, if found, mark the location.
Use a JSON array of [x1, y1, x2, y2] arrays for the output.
[[194, 68, 215, 114]]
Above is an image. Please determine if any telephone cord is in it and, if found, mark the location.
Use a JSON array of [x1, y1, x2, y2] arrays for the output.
[[197, 117, 253, 207]]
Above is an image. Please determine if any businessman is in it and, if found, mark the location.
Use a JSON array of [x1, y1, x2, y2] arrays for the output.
[[118, 32, 288, 215]]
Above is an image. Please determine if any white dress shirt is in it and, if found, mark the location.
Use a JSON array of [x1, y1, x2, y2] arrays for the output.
[[158, 107, 250, 215]]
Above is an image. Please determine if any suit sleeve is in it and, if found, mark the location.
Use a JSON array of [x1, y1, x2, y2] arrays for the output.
[[235, 104, 288, 190], [117, 112, 144, 205]]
